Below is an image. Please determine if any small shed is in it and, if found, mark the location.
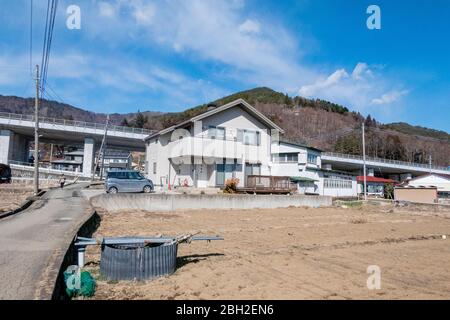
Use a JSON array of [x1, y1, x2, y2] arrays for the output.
[[290, 176, 319, 195], [394, 186, 438, 204]]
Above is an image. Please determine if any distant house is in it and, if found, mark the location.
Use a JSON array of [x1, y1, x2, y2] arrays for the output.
[[405, 173, 450, 199], [51, 149, 132, 174], [98, 150, 133, 176], [51, 150, 83, 172], [357, 176, 397, 198]]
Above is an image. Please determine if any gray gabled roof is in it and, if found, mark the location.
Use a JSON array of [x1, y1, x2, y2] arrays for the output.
[[279, 138, 323, 153], [145, 99, 284, 140]]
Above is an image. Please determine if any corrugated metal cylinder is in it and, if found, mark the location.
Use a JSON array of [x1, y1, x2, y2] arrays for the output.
[[100, 241, 178, 281]]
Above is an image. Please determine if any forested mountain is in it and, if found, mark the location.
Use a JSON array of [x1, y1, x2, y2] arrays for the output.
[[1, 87, 449, 167]]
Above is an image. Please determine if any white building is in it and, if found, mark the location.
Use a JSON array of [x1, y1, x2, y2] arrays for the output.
[[406, 173, 450, 198], [270, 140, 321, 195], [270, 140, 357, 197], [145, 99, 284, 189], [145, 98, 358, 197], [51, 149, 132, 175]]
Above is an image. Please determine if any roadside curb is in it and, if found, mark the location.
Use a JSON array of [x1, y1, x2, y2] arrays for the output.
[[0, 190, 46, 220], [34, 205, 99, 300]]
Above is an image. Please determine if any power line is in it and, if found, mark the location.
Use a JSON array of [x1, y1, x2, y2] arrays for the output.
[[40, 0, 58, 95], [29, 0, 33, 75], [45, 82, 66, 104], [40, 0, 50, 84]]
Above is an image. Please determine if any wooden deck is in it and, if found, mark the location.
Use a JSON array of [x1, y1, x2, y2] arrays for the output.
[[237, 175, 296, 194]]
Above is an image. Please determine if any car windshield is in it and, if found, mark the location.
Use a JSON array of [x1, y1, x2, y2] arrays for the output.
[[128, 171, 143, 180]]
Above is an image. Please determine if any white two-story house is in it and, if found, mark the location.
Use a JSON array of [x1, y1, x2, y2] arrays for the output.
[[145, 99, 284, 188], [145, 98, 358, 197]]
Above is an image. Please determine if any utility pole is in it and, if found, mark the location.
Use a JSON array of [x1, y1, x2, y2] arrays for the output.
[[429, 154, 432, 173], [34, 65, 40, 195], [92, 115, 110, 181], [49, 143, 53, 163], [362, 122, 367, 201]]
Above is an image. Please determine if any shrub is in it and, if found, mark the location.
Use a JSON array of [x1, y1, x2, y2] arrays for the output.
[[224, 178, 240, 194], [384, 183, 394, 200]]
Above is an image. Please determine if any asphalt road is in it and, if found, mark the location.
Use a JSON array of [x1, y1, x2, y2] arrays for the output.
[[0, 183, 91, 300]]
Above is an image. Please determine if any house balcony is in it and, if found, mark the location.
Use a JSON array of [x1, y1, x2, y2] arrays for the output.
[[167, 135, 264, 163]]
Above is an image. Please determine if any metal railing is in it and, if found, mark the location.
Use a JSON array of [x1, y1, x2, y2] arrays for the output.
[[0, 111, 154, 136], [9, 160, 83, 175], [323, 152, 450, 171]]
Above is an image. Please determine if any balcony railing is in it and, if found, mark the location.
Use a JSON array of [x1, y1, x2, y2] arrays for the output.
[[0, 112, 153, 136], [323, 152, 450, 171], [168, 135, 262, 162]]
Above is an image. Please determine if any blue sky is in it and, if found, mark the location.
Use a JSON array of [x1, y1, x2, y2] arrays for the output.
[[0, 0, 449, 132]]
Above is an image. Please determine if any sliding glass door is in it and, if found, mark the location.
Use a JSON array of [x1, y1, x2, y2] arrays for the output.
[[216, 161, 238, 186]]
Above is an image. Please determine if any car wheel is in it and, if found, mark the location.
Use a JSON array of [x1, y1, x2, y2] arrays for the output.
[[143, 185, 152, 193], [108, 187, 118, 194]]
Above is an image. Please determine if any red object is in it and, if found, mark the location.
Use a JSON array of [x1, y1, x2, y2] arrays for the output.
[[357, 176, 397, 184]]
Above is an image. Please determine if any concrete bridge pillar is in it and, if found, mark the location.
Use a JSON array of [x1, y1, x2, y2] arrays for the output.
[[0, 130, 29, 164], [0, 130, 12, 164], [82, 138, 95, 177]]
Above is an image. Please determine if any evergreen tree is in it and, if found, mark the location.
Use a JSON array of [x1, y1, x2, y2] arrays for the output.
[[120, 118, 130, 127], [133, 111, 148, 128]]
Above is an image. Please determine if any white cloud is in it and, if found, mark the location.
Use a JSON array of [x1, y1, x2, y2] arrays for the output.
[[299, 63, 409, 109], [98, 2, 116, 18], [83, 0, 314, 91], [1, 0, 409, 115], [238, 19, 261, 34], [130, 1, 156, 26], [299, 69, 349, 96], [352, 62, 372, 80], [371, 90, 409, 105]]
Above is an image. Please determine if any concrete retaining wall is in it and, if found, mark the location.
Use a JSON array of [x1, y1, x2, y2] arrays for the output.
[[91, 193, 332, 212]]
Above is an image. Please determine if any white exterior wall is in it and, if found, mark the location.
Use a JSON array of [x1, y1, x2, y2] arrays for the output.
[[146, 105, 274, 188], [408, 174, 450, 193], [198, 106, 272, 174], [321, 177, 358, 197], [270, 142, 321, 194], [320, 171, 358, 198], [146, 133, 175, 187]]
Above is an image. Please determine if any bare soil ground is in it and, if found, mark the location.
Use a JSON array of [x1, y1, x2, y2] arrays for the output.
[[0, 185, 34, 213], [83, 202, 450, 300]]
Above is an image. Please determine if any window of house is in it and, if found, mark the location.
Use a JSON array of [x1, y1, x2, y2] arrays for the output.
[[307, 153, 318, 164], [208, 126, 225, 140], [237, 129, 260, 146], [153, 162, 157, 174], [324, 178, 352, 189], [272, 153, 298, 163]]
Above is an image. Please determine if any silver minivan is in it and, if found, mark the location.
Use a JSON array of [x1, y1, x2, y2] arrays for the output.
[[105, 170, 154, 194]]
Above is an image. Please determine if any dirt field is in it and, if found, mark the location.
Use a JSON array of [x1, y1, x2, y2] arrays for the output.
[[83, 202, 450, 300], [0, 186, 34, 213]]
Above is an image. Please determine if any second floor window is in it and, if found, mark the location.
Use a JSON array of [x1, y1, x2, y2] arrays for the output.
[[272, 153, 298, 163], [307, 153, 318, 164], [237, 129, 261, 146], [208, 126, 225, 140]]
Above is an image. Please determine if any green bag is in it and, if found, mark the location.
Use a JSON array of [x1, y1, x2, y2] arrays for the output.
[[64, 266, 96, 298]]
